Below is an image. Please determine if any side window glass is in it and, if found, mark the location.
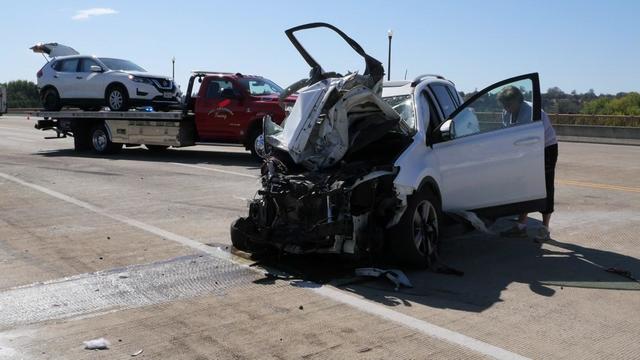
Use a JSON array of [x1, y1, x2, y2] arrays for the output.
[[450, 78, 535, 138], [205, 80, 234, 99], [79, 58, 98, 72], [60, 59, 79, 72], [430, 84, 457, 118], [52, 61, 63, 71]]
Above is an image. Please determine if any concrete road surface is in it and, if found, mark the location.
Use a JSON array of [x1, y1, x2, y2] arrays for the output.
[[1, 115, 639, 359]]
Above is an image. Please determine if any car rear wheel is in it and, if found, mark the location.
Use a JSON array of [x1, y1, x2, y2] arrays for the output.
[[90, 124, 122, 154], [42, 88, 62, 111], [388, 189, 441, 268], [106, 85, 129, 111]]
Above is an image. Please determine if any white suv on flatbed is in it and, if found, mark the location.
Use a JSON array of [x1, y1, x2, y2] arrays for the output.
[[32, 43, 180, 111]]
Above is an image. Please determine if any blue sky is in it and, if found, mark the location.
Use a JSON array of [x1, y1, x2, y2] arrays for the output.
[[1, 0, 638, 94]]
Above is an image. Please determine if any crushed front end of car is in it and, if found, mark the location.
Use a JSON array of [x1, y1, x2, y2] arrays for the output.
[[231, 23, 414, 258]]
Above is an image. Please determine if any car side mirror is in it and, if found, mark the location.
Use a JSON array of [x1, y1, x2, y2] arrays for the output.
[[90, 65, 103, 72], [437, 119, 455, 142]]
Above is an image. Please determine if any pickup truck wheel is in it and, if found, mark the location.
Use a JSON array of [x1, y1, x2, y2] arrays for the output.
[[42, 88, 62, 111], [145, 144, 170, 151], [106, 85, 129, 111], [388, 189, 441, 268], [90, 124, 122, 154], [247, 127, 263, 160]]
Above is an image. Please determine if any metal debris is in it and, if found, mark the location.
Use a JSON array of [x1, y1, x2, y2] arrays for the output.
[[355, 268, 413, 291], [131, 349, 144, 357], [83, 337, 110, 350]]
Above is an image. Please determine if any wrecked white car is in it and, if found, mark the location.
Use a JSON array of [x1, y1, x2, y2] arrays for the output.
[[231, 23, 547, 267]]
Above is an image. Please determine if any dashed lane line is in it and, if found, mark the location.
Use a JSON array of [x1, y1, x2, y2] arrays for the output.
[[0, 171, 530, 360]]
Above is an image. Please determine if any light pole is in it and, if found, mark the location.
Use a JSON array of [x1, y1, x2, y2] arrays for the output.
[[171, 56, 175, 81], [387, 29, 393, 81]]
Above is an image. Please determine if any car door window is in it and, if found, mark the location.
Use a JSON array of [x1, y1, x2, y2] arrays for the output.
[[205, 80, 234, 99], [78, 58, 99, 72], [60, 59, 79, 72], [430, 84, 457, 118], [447, 76, 540, 139]]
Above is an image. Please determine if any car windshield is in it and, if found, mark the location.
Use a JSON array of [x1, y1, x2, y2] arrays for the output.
[[383, 95, 416, 129], [238, 78, 283, 96], [99, 58, 146, 72]]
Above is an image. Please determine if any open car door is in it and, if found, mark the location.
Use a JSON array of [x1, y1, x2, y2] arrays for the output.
[[433, 73, 547, 218]]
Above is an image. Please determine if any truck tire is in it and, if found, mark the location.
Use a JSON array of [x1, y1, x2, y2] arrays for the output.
[[145, 144, 170, 151], [246, 127, 263, 159], [387, 189, 441, 268], [42, 88, 62, 111], [90, 124, 122, 154], [105, 85, 129, 111]]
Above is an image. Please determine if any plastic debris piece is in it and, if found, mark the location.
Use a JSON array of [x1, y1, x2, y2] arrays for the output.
[[454, 211, 493, 234], [83, 338, 110, 350], [355, 268, 413, 291], [131, 349, 143, 357]]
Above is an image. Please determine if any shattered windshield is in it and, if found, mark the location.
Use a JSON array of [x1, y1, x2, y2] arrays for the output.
[[383, 95, 416, 129], [239, 78, 283, 96], [99, 58, 146, 72]]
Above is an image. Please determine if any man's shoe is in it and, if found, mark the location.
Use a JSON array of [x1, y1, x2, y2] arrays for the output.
[[500, 225, 528, 238], [534, 227, 551, 243]]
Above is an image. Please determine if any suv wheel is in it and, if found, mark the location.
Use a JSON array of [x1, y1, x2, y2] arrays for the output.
[[90, 124, 122, 154], [106, 85, 129, 111], [42, 88, 62, 111], [388, 189, 441, 268]]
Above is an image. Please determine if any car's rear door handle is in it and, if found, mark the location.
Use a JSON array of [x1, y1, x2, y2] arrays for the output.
[[76, 76, 83, 79], [514, 137, 540, 146], [53, 75, 58, 78]]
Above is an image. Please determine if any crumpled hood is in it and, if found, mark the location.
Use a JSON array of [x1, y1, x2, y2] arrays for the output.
[[263, 23, 405, 170]]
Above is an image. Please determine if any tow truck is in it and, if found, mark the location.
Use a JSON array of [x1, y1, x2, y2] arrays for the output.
[[33, 71, 295, 156]]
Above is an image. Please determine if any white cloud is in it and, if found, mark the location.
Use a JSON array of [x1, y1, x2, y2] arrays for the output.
[[72, 8, 118, 20]]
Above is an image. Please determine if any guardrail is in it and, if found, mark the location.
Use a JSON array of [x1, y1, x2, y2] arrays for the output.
[[5, 108, 640, 145]]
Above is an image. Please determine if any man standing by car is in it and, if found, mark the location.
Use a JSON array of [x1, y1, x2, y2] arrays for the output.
[[498, 86, 558, 241]]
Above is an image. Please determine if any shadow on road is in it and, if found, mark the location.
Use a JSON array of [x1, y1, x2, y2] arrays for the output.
[[32, 147, 261, 169], [250, 218, 640, 313]]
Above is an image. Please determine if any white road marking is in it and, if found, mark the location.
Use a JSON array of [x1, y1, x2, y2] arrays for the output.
[[171, 162, 258, 179], [0, 171, 530, 360]]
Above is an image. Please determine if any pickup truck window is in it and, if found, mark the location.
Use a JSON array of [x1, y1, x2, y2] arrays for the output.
[[383, 95, 416, 129], [430, 84, 457, 119], [239, 78, 283, 96], [205, 80, 234, 99]]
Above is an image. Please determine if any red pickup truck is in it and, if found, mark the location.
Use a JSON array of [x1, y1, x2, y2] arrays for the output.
[[34, 71, 296, 157]]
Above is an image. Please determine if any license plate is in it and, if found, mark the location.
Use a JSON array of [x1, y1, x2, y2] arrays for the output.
[[163, 92, 172, 99]]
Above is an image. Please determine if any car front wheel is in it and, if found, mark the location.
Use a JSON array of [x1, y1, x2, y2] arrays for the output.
[[106, 86, 129, 111], [388, 189, 441, 268]]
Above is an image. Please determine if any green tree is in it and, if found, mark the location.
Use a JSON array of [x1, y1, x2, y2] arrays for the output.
[[582, 92, 640, 115], [0, 80, 40, 108]]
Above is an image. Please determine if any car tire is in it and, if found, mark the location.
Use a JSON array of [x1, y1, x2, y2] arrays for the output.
[[105, 85, 129, 111], [145, 144, 169, 151], [90, 123, 122, 154], [230, 218, 251, 252], [42, 88, 62, 111], [387, 189, 441, 268]]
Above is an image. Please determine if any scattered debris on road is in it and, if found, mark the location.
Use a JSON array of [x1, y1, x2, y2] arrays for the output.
[[355, 268, 413, 291], [83, 337, 110, 350], [131, 349, 144, 357]]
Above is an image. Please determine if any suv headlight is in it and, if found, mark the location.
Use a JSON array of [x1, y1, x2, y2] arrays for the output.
[[128, 75, 152, 84]]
